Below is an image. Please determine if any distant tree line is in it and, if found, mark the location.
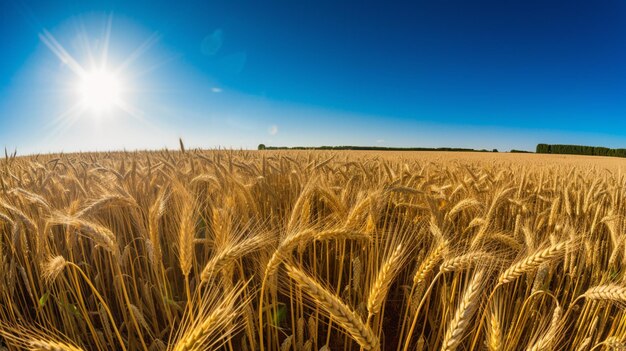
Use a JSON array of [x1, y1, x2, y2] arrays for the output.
[[536, 144, 626, 157], [258, 144, 496, 152]]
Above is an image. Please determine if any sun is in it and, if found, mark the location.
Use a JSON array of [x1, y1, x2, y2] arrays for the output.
[[39, 17, 155, 124], [77, 69, 123, 113]]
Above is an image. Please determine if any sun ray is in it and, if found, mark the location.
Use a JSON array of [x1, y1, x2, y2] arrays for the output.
[[114, 32, 161, 76], [115, 99, 149, 124], [124, 53, 181, 81], [39, 30, 86, 77], [100, 13, 113, 69], [43, 103, 87, 143], [75, 18, 96, 69]]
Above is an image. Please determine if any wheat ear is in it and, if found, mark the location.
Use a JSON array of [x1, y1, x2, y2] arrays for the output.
[[441, 270, 485, 351], [285, 265, 380, 351], [498, 241, 568, 285], [487, 308, 502, 351], [527, 305, 562, 351], [41, 255, 68, 285], [171, 285, 245, 351], [440, 251, 495, 273], [48, 215, 120, 258], [75, 194, 135, 218], [201, 234, 270, 282], [265, 229, 370, 278], [413, 240, 447, 286], [582, 285, 626, 306], [29, 339, 85, 351], [178, 199, 195, 278], [367, 244, 405, 317]]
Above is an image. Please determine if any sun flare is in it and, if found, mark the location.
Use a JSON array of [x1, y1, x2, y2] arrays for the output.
[[77, 70, 123, 113]]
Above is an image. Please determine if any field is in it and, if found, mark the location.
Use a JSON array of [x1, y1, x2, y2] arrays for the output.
[[0, 149, 625, 350]]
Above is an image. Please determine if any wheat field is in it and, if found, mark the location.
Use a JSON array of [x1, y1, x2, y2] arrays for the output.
[[0, 148, 625, 350]]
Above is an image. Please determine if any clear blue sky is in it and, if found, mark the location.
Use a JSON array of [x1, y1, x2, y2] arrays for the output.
[[1, 0, 625, 153]]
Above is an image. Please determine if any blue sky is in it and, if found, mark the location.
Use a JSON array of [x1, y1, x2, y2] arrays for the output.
[[1, 0, 625, 153]]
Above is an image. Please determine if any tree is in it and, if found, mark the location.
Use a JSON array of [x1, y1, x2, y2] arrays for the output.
[[536, 144, 626, 159], [258, 144, 266, 150], [536, 144, 550, 154]]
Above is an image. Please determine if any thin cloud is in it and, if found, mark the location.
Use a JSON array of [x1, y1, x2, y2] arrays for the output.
[[376, 139, 385, 144], [211, 87, 222, 93], [268, 125, 278, 136]]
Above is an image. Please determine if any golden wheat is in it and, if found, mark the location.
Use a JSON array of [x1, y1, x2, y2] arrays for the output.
[[0, 150, 623, 351]]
